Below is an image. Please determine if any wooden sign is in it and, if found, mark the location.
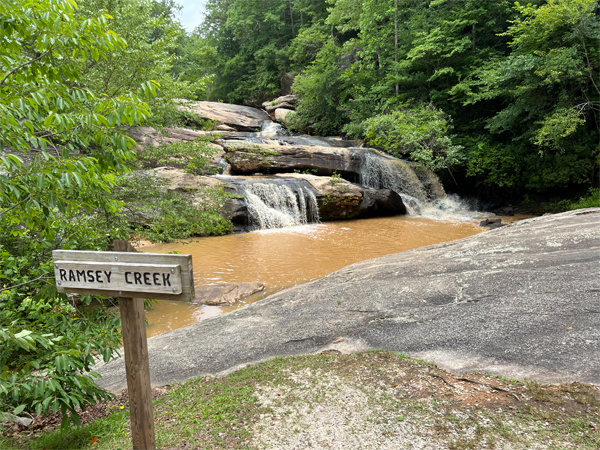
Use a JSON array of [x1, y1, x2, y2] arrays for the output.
[[52, 250, 195, 302], [52, 243, 197, 450]]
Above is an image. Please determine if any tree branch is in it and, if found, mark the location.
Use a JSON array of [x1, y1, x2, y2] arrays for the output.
[[0, 195, 31, 218], [0, 50, 52, 87], [1, 274, 53, 292]]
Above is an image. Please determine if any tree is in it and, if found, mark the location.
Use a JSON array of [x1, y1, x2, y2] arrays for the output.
[[197, 0, 329, 103], [77, 0, 205, 126], [460, 0, 599, 190], [362, 104, 463, 170], [0, 0, 156, 425]]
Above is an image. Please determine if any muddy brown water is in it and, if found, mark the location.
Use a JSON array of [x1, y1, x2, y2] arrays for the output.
[[140, 215, 506, 338]]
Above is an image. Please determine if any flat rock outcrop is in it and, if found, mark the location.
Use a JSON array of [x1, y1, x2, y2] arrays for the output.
[[95, 209, 600, 391], [222, 140, 362, 178], [175, 100, 272, 131], [194, 282, 265, 306], [262, 95, 297, 111], [127, 127, 226, 173]]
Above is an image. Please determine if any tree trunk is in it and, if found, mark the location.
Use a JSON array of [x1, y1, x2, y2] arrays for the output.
[[395, 0, 399, 97], [289, 0, 295, 38]]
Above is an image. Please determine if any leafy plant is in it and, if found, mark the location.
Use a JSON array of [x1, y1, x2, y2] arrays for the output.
[[0, 0, 154, 425], [360, 104, 464, 171]]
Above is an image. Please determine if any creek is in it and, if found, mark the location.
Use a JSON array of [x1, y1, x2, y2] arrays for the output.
[[143, 215, 489, 338]]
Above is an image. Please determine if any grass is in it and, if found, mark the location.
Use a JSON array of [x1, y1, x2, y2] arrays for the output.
[[2, 351, 599, 449]]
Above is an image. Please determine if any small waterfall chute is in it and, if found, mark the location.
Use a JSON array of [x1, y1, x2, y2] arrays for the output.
[[304, 188, 320, 223], [244, 182, 320, 230]]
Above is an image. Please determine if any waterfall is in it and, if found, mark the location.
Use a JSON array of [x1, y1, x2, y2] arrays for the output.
[[258, 121, 289, 136], [360, 150, 474, 218], [360, 151, 430, 203], [304, 188, 320, 223], [244, 183, 320, 230]]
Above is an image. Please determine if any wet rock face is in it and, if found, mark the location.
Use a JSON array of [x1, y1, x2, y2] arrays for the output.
[[95, 210, 600, 391], [221, 173, 406, 227], [175, 100, 272, 131]]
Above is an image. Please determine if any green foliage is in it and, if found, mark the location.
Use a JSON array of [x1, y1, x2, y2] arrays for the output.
[[289, 41, 348, 135], [110, 173, 233, 243], [0, 296, 121, 427], [0, 0, 157, 425], [287, 25, 329, 71], [359, 104, 463, 171], [136, 134, 223, 174], [197, 0, 330, 102], [454, 0, 600, 190], [76, 0, 208, 128], [542, 188, 600, 213], [468, 0, 599, 148], [568, 188, 600, 210]]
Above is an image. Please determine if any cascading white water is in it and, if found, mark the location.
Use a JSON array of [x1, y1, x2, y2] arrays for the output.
[[360, 150, 475, 218], [360, 151, 429, 203], [259, 121, 286, 135], [218, 157, 231, 175], [304, 188, 320, 223], [244, 183, 320, 230]]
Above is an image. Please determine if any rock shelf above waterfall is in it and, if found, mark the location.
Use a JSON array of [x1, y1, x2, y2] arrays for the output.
[[220, 140, 447, 205], [221, 140, 362, 179]]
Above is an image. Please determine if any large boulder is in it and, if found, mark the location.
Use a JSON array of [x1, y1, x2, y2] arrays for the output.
[[265, 102, 295, 113], [127, 127, 226, 173], [262, 95, 297, 110], [274, 108, 296, 125], [194, 282, 265, 306], [175, 100, 272, 131]]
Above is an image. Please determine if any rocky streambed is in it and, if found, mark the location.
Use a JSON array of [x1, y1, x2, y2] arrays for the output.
[[129, 99, 474, 234]]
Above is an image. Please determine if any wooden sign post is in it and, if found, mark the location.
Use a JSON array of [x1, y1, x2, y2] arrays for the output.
[[52, 241, 195, 450]]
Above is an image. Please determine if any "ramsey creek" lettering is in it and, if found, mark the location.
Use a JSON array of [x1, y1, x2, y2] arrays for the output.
[[58, 269, 172, 286]]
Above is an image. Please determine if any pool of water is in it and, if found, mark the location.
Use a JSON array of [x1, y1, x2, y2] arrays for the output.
[[142, 215, 488, 337]]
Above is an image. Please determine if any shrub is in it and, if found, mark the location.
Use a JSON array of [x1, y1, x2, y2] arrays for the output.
[[359, 104, 464, 171]]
